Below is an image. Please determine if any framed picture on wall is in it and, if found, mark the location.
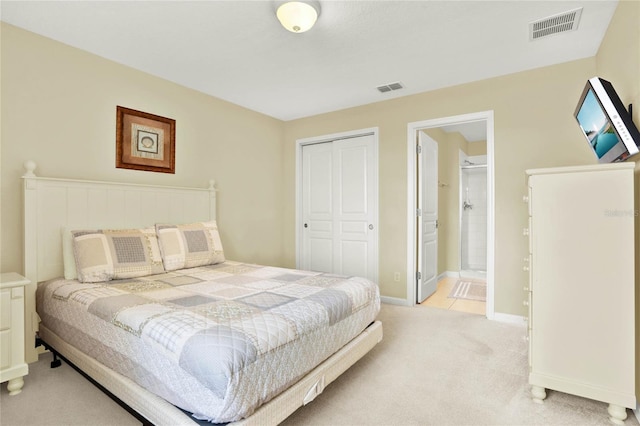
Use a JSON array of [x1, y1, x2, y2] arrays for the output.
[[116, 106, 176, 174]]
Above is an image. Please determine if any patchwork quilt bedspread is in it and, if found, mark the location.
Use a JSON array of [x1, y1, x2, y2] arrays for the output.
[[36, 261, 380, 423]]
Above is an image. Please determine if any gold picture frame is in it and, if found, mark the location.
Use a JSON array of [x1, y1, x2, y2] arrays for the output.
[[116, 106, 176, 174]]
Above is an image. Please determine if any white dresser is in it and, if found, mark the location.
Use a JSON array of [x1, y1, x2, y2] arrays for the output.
[[0, 272, 30, 395], [525, 163, 636, 424]]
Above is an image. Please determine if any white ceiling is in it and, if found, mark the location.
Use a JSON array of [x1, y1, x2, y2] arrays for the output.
[[441, 121, 487, 143], [1, 0, 618, 121]]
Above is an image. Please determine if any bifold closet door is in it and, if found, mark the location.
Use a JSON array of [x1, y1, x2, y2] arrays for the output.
[[301, 135, 377, 281]]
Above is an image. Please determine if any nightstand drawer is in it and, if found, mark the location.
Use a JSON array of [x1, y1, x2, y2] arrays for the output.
[[0, 272, 30, 395], [0, 290, 10, 330]]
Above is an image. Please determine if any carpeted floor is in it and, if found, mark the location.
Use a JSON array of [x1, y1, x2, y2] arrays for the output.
[[283, 304, 638, 425], [1, 303, 637, 425]]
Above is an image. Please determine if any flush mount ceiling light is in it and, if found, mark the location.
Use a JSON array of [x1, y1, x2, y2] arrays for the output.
[[276, 1, 320, 33]]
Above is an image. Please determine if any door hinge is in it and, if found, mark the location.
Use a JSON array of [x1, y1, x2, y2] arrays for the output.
[[416, 145, 422, 154], [416, 208, 422, 217], [416, 271, 422, 281]]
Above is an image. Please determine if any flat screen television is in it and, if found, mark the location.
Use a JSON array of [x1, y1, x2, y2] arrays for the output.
[[574, 77, 640, 163]]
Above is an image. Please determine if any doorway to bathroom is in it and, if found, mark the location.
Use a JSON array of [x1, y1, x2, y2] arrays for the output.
[[407, 111, 495, 318]]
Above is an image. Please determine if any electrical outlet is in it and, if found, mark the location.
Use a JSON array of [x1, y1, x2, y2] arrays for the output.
[[393, 272, 400, 282]]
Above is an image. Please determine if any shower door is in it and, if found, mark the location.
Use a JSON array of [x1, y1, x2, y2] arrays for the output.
[[460, 162, 487, 277]]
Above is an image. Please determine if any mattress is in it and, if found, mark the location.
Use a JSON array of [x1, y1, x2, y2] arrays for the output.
[[36, 261, 380, 423]]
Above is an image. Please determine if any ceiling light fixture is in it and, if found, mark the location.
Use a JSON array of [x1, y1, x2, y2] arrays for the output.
[[276, 1, 320, 33]]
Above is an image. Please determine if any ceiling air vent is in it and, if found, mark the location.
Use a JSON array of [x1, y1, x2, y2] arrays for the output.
[[529, 7, 582, 41], [377, 81, 404, 93]]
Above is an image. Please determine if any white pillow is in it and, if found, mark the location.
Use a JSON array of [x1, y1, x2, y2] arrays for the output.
[[155, 221, 225, 271], [72, 227, 165, 283]]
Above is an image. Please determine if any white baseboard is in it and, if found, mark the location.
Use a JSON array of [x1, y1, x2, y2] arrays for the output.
[[437, 271, 459, 281], [634, 405, 640, 423], [380, 296, 412, 306], [492, 312, 527, 326]]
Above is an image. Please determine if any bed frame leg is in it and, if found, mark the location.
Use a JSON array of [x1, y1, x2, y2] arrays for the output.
[[50, 353, 62, 368], [35, 336, 62, 368]]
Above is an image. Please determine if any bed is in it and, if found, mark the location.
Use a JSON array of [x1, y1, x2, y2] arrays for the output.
[[21, 161, 383, 425]]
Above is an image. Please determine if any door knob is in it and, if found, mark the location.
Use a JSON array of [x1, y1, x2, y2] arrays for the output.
[[369, 224, 374, 230]]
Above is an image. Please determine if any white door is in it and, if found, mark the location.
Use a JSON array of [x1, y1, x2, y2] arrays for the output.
[[301, 135, 378, 281], [302, 142, 334, 273], [417, 132, 438, 303]]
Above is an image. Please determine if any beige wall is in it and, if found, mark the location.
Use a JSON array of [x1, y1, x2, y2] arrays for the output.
[[283, 58, 598, 309], [0, 23, 287, 273], [593, 0, 640, 402], [467, 141, 487, 156], [283, 1, 636, 312], [2, 1, 636, 319]]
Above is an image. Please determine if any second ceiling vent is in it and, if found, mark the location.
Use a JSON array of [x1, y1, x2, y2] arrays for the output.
[[377, 82, 404, 93], [529, 7, 582, 40]]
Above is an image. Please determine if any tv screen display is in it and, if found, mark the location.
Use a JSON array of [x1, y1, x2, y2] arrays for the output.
[[574, 77, 640, 163]]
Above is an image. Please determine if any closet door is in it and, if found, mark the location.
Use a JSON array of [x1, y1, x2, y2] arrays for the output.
[[301, 142, 334, 274], [301, 135, 377, 281]]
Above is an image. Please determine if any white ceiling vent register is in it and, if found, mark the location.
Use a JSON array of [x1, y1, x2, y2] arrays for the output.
[[529, 7, 582, 40], [377, 82, 404, 93]]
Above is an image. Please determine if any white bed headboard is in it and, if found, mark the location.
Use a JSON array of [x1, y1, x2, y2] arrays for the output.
[[21, 160, 216, 362]]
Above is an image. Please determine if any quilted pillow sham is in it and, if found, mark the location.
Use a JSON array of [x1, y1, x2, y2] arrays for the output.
[[155, 221, 225, 271], [72, 227, 165, 283]]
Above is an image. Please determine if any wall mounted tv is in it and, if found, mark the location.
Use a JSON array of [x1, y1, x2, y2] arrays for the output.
[[574, 77, 640, 163]]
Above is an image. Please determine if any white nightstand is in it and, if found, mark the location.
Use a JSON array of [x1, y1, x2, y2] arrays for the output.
[[0, 273, 30, 395]]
